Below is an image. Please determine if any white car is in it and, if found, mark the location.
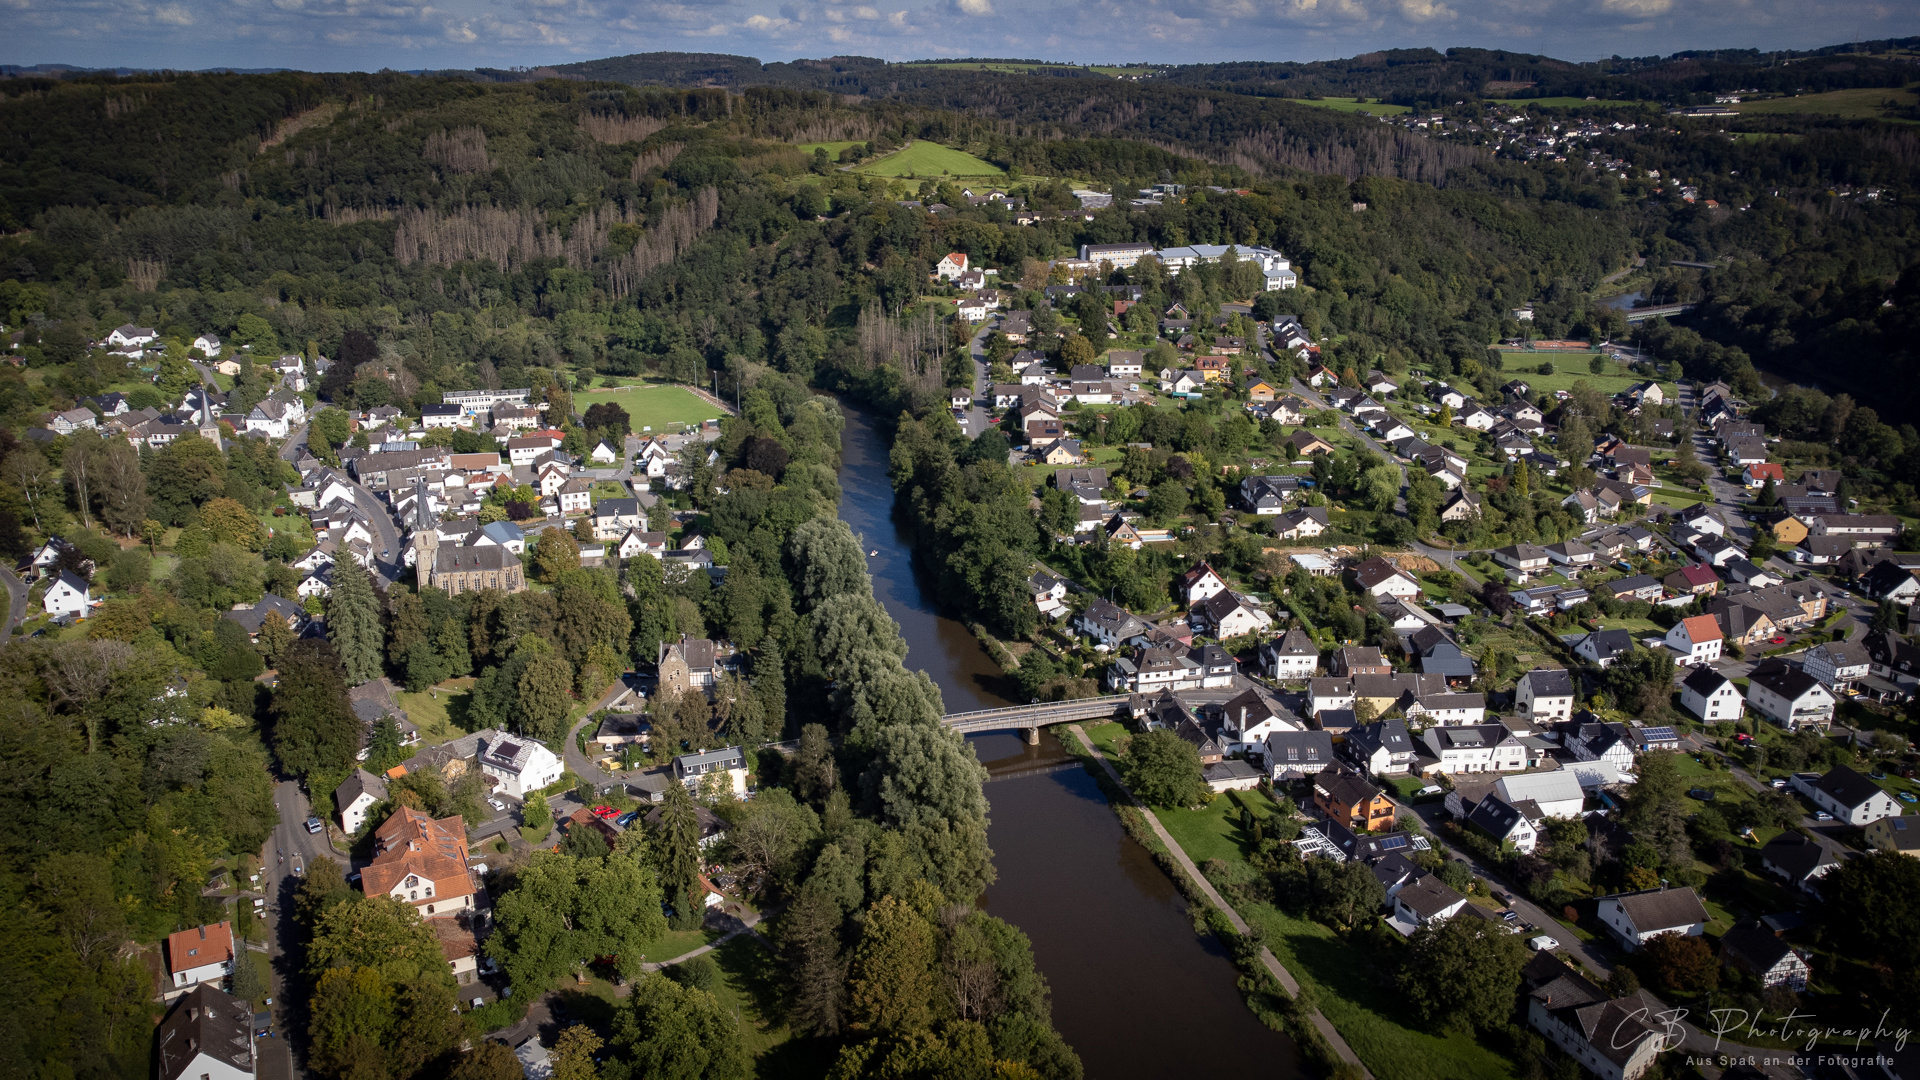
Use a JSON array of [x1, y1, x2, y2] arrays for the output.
[[1528, 935, 1558, 952], [488, 798, 506, 812]]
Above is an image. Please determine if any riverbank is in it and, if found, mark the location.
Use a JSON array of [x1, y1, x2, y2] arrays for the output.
[[835, 400, 1303, 1078], [1061, 721, 1532, 1080]]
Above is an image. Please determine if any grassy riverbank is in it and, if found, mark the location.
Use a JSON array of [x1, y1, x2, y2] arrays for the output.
[[1058, 723, 1522, 1080]]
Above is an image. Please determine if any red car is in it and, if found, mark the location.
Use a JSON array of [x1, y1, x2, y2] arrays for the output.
[[591, 806, 619, 819], [1735, 733, 1754, 744], [1769, 636, 1787, 644]]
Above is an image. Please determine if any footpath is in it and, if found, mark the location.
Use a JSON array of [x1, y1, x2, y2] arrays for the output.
[[1066, 724, 1373, 1080]]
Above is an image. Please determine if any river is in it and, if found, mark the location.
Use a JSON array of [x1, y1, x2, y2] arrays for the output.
[[834, 401, 1302, 1078]]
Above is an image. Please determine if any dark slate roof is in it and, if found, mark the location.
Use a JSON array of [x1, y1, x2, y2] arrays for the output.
[[1521, 668, 1574, 697], [157, 985, 254, 1080], [1609, 887, 1710, 931], [1579, 628, 1635, 661], [1812, 764, 1885, 812], [1718, 922, 1798, 976], [1396, 874, 1467, 920], [1749, 665, 1823, 701], [1681, 665, 1734, 696]]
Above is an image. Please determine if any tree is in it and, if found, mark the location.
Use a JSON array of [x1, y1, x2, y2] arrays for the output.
[[515, 650, 575, 742], [310, 407, 352, 451], [8, 445, 52, 530], [1059, 333, 1095, 368], [552, 1025, 602, 1080], [533, 527, 581, 581], [1121, 728, 1208, 808], [270, 639, 361, 778], [1638, 931, 1719, 993], [778, 884, 847, 1036], [607, 973, 749, 1080], [787, 518, 869, 611], [449, 1041, 524, 1080], [201, 497, 265, 551], [327, 556, 383, 685], [1398, 915, 1529, 1031], [654, 783, 705, 931], [95, 437, 148, 536], [489, 846, 667, 989], [1819, 851, 1920, 975], [1306, 858, 1386, 929], [847, 895, 937, 1034], [793, 723, 837, 805]]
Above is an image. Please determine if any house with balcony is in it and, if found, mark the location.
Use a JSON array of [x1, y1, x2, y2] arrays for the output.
[[1746, 666, 1835, 732]]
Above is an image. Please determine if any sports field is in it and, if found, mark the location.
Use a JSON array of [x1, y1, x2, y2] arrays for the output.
[[855, 141, 1005, 178], [1732, 84, 1919, 121], [1289, 97, 1412, 116], [575, 384, 722, 432]]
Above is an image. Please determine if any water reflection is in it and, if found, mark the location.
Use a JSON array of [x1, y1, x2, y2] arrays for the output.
[[834, 401, 1302, 1078]]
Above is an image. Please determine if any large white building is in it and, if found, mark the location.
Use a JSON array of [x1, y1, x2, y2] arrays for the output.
[[479, 734, 564, 798]]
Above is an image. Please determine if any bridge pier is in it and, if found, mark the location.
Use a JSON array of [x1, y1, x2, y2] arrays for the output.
[[1024, 726, 1040, 746]]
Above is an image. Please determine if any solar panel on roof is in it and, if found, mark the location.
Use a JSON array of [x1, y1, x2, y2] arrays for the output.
[[1641, 727, 1677, 741], [1379, 835, 1408, 850]]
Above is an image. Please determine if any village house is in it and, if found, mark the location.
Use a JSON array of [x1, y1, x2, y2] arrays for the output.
[[1263, 729, 1336, 781], [657, 636, 721, 694], [167, 921, 236, 991], [333, 767, 389, 833], [1663, 614, 1723, 666], [1757, 832, 1838, 894], [1719, 923, 1811, 992], [1747, 666, 1835, 732], [1679, 666, 1743, 723], [359, 806, 476, 919], [1348, 556, 1422, 600], [1389, 875, 1470, 935], [1312, 769, 1396, 831], [1790, 765, 1900, 826], [1802, 639, 1871, 690], [1526, 974, 1669, 1080], [1515, 668, 1576, 722], [157, 984, 255, 1080], [1260, 628, 1321, 680], [1865, 814, 1920, 856], [1422, 724, 1527, 774], [1596, 887, 1709, 951]]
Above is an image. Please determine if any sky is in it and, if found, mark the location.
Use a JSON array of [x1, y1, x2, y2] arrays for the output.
[[3, 0, 1918, 73]]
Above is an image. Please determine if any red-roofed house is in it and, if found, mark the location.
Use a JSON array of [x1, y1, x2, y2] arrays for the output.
[[1744, 462, 1785, 488], [1663, 564, 1720, 597], [359, 806, 477, 919], [935, 253, 970, 280], [167, 921, 235, 991], [1664, 614, 1724, 666]]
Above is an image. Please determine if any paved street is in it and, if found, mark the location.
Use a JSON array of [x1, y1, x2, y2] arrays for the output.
[[0, 564, 26, 632], [256, 778, 346, 1080]]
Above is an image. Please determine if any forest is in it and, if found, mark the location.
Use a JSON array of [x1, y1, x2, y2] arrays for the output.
[[0, 41, 1915, 1080]]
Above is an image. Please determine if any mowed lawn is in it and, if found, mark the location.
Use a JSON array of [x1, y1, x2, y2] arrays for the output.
[[1496, 351, 1677, 400], [794, 140, 864, 158], [856, 141, 1005, 178], [576, 383, 722, 432], [1734, 84, 1920, 121]]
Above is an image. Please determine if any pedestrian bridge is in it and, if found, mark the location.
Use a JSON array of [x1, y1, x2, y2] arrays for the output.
[[942, 696, 1133, 743]]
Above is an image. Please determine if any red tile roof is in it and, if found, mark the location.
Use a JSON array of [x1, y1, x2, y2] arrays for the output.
[[166, 921, 234, 974]]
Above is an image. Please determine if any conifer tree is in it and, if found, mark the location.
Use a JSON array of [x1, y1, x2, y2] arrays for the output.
[[328, 556, 384, 685]]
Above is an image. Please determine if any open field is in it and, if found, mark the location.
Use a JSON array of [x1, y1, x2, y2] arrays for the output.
[[1733, 84, 1920, 121], [1495, 350, 1678, 399], [855, 141, 1005, 178], [1520, 97, 1646, 109], [575, 383, 722, 432], [794, 140, 864, 158], [1288, 97, 1413, 116]]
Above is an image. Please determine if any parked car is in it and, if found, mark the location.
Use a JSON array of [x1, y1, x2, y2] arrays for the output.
[[591, 806, 619, 820], [1527, 935, 1558, 952], [1815, 811, 1834, 821], [488, 798, 506, 812], [1770, 777, 1787, 788], [304, 816, 323, 834], [1501, 910, 1520, 922], [1736, 733, 1755, 744]]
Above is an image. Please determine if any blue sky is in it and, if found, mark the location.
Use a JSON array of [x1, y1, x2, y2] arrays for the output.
[[4, 0, 1917, 72]]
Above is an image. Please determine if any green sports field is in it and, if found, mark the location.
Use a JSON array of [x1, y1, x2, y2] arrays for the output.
[[855, 141, 1005, 178], [575, 384, 722, 433]]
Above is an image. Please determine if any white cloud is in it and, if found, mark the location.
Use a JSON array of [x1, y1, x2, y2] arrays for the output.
[[956, 0, 992, 14], [152, 3, 195, 23], [1600, 0, 1672, 14]]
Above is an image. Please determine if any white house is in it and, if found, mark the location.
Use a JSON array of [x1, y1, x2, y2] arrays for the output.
[[1192, 591, 1272, 639], [1679, 666, 1743, 723], [1467, 794, 1540, 854], [674, 745, 750, 797], [167, 922, 235, 990], [1179, 562, 1229, 606], [1663, 615, 1723, 666], [1421, 724, 1527, 774], [1515, 668, 1576, 722], [333, 768, 388, 833], [1719, 923, 1811, 992], [1790, 765, 1901, 826], [43, 570, 90, 619], [1076, 598, 1148, 648], [1260, 629, 1320, 680], [1496, 770, 1587, 819], [1596, 888, 1709, 951], [1389, 875, 1469, 935], [157, 985, 256, 1080], [1746, 666, 1835, 732], [934, 252, 969, 280], [1802, 639, 1871, 690], [589, 441, 618, 464], [107, 323, 158, 349], [361, 806, 477, 919], [1349, 556, 1423, 601], [478, 734, 564, 798], [1216, 689, 1303, 751], [1525, 982, 1669, 1080], [1574, 629, 1635, 669]]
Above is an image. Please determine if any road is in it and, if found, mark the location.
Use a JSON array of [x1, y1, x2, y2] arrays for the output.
[[1288, 376, 1409, 513], [0, 564, 26, 633], [256, 779, 345, 1080], [961, 317, 994, 438]]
